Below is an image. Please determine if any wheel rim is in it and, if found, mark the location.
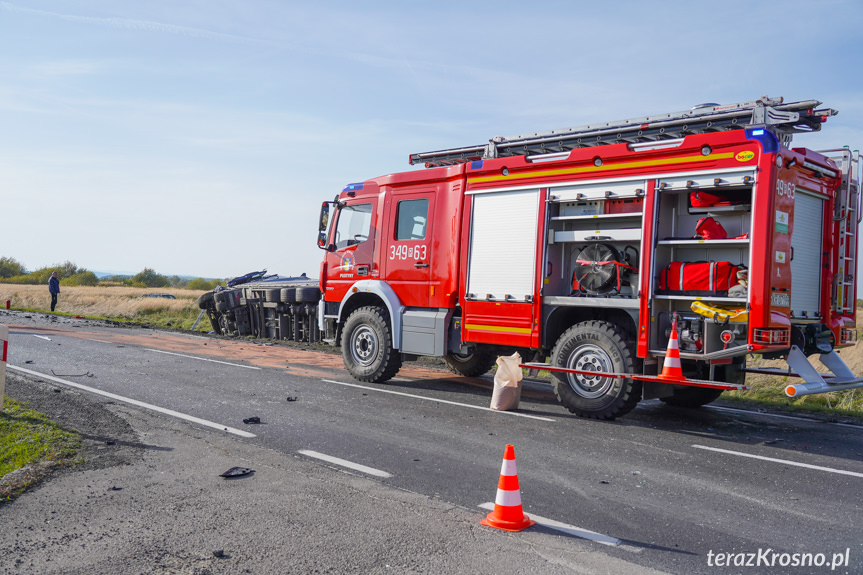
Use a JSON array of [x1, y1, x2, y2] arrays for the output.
[[350, 325, 379, 366], [564, 344, 615, 399]]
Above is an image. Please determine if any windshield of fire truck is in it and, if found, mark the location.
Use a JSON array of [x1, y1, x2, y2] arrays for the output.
[[334, 202, 372, 250]]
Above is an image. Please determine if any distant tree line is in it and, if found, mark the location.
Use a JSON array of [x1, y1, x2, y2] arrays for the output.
[[0, 257, 221, 290]]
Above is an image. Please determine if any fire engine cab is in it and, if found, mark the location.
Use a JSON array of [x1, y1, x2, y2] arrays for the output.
[[317, 97, 862, 419]]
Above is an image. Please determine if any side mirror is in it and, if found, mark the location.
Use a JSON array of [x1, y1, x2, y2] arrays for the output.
[[317, 202, 332, 250], [319, 203, 330, 232]]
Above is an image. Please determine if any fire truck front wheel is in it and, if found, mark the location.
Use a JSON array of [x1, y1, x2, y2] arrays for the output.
[[551, 321, 640, 420], [341, 306, 402, 383]]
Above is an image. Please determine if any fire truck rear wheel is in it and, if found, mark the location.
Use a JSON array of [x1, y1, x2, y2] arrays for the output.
[[659, 387, 723, 408], [659, 357, 743, 408], [551, 320, 640, 420], [443, 350, 496, 377], [341, 306, 402, 383]]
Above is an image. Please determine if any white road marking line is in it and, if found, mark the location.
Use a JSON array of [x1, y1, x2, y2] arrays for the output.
[[706, 405, 863, 430], [146, 349, 261, 370], [321, 379, 555, 422], [298, 450, 392, 478], [692, 444, 863, 478], [7, 365, 256, 438], [32, 335, 51, 341], [83, 338, 113, 344], [478, 503, 622, 546]]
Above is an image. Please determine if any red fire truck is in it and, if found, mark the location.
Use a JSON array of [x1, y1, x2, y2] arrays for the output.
[[313, 97, 862, 419]]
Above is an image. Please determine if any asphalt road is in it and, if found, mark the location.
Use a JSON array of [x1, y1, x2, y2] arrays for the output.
[[2, 310, 862, 574]]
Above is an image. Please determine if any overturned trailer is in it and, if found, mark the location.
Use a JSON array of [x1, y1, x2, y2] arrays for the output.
[[197, 271, 322, 342]]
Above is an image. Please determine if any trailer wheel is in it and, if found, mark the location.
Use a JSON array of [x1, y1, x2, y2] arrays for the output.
[[341, 306, 402, 383], [551, 320, 640, 420], [197, 292, 215, 309], [443, 350, 497, 377], [296, 287, 321, 303]]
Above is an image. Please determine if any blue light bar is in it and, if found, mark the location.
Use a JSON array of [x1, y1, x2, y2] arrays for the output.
[[343, 182, 364, 192], [470, 161, 484, 170], [745, 126, 779, 153]]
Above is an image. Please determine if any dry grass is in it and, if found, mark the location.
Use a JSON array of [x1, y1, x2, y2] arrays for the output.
[[0, 283, 206, 330]]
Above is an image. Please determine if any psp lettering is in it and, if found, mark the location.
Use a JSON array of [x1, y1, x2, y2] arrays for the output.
[[707, 548, 850, 570]]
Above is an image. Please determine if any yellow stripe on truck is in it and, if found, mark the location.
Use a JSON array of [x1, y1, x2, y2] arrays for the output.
[[465, 324, 532, 334], [468, 152, 735, 184]]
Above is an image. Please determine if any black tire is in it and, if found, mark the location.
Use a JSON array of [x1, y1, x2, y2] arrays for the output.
[[551, 320, 641, 420], [197, 291, 215, 309], [341, 306, 402, 383], [443, 350, 497, 377], [296, 287, 321, 303], [280, 288, 297, 303], [265, 289, 280, 303], [659, 387, 723, 408], [659, 357, 743, 408]]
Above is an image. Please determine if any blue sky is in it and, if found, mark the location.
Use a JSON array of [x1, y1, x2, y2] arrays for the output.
[[1, 1, 862, 279]]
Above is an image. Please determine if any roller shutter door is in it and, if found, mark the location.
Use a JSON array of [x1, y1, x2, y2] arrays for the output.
[[466, 190, 539, 301], [790, 190, 824, 317]]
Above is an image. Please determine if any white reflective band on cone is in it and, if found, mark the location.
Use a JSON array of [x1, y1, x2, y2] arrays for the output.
[[500, 459, 517, 476], [495, 489, 523, 507]]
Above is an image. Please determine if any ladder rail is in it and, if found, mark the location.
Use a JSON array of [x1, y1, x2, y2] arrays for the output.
[[410, 97, 837, 167]]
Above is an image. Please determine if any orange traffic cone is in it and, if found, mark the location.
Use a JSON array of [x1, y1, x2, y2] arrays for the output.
[[481, 444, 536, 532], [658, 314, 684, 380]]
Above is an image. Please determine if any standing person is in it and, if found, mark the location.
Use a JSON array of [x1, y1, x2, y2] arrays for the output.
[[48, 271, 60, 312]]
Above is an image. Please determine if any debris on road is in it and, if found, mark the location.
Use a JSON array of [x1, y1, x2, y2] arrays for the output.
[[220, 467, 254, 478]]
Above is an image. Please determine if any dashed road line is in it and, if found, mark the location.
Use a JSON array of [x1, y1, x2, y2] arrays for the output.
[[478, 503, 624, 547], [298, 450, 392, 478]]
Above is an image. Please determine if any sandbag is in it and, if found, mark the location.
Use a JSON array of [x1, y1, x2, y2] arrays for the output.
[[490, 352, 523, 411]]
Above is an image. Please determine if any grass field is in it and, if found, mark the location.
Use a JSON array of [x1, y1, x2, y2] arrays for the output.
[[0, 283, 210, 331]]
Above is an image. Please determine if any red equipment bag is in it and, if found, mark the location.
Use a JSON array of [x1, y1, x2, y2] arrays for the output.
[[604, 197, 643, 214], [658, 261, 741, 296], [690, 190, 750, 208], [694, 217, 727, 240]]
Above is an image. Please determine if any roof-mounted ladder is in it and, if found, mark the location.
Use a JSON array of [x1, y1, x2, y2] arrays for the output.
[[824, 148, 862, 314], [409, 96, 837, 167]]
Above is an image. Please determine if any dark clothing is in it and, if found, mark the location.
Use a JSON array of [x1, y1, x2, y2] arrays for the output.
[[49, 276, 60, 312]]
